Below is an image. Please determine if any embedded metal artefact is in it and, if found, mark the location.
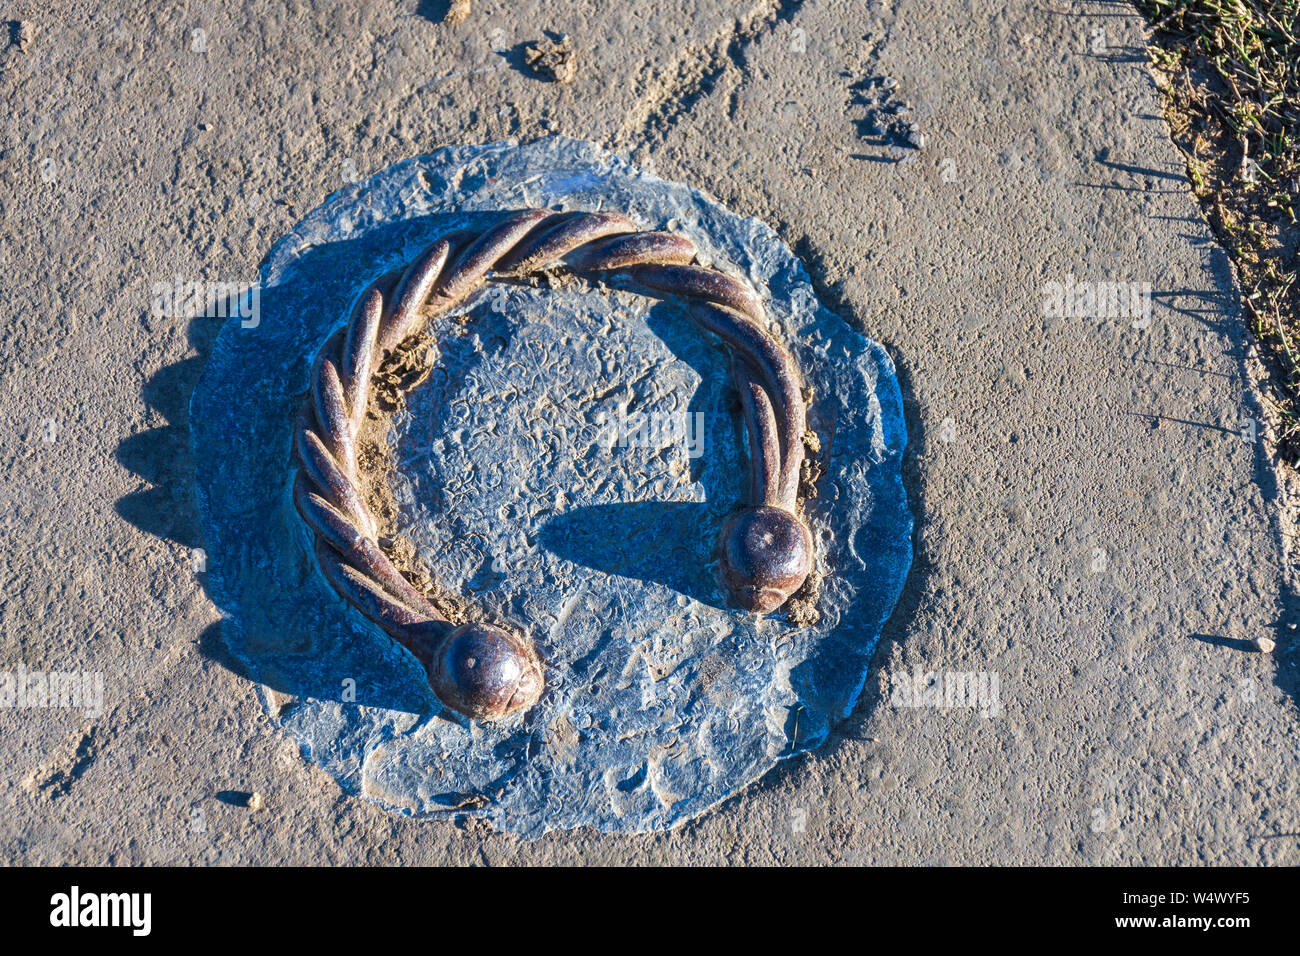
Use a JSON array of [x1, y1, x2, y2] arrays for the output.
[[294, 208, 813, 721]]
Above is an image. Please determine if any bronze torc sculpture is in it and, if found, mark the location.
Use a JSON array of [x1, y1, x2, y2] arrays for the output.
[[294, 209, 814, 721]]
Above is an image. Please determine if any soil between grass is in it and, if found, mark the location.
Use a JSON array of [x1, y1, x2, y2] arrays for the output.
[[1133, 1, 1300, 462]]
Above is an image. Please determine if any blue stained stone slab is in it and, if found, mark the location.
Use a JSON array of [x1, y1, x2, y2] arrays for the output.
[[191, 137, 912, 836]]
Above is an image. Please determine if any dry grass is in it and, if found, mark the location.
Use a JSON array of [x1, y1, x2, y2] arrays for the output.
[[1133, 0, 1300, 458]]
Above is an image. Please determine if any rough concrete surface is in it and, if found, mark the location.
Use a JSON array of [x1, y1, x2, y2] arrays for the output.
[[1, 0, 1297, 864]]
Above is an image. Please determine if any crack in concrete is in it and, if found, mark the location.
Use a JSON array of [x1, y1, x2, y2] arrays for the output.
[[23, 725, 102, 800], [613, 0, 804, 152]]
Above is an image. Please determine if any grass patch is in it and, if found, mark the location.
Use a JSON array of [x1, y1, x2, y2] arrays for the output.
[[1132, 0, 1299, 458]]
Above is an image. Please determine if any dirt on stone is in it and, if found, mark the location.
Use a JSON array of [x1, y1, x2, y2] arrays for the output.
[[524, 34, 579, 84], [355, 327, 478, 627]]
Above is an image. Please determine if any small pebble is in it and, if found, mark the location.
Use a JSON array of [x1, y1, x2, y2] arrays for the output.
[[10, 20, 34, 52], [444, 0, 471, 25], [247, 791, 265, 810], [524, 34, 577, 84], [1253, 637, 1276, 654]]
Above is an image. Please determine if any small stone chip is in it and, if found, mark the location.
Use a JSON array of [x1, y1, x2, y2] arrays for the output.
[[247, 791, 265, 810], [444, 0, 471, 25], [524, 34, 577, 84], [1253, 636, 1276, 654], [9, 20, 35, 51]]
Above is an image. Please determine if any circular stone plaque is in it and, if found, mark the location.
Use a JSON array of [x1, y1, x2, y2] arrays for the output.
[[191, 137, 912, 836]]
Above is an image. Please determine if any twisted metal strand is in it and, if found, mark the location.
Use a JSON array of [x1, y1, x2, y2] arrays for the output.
[[378, 242, 450, 357], [566, 231, 697, 271], [341, 286, 384, 428], [497, 211, 638, 274], [631, 264, 806, 509], [732, 356, 781, 509], [295, 207, 815, 721]]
